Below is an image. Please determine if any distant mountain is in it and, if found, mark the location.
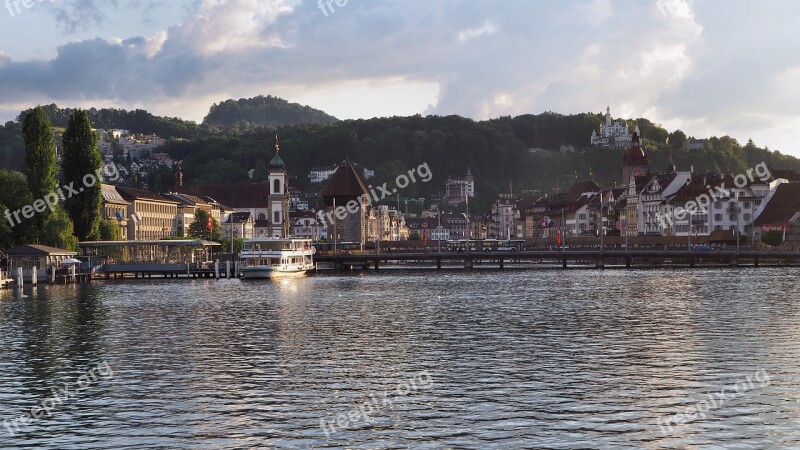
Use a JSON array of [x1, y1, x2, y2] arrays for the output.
[[202, 95, 338, 129]]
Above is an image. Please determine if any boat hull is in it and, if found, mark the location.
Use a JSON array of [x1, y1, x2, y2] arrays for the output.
[[240, 266, 312, 279]]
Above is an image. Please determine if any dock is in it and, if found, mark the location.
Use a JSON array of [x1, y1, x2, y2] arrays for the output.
[[315, 249, 800, 270]]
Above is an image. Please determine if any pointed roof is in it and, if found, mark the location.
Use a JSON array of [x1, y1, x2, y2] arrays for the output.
[[754, 183, 800, 225], [322, 159, 369, 206]]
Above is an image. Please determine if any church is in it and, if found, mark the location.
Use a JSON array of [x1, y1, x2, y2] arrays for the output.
[[180, 136, 290, 239]]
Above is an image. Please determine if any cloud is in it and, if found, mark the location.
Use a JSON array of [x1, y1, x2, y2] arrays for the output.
[[0, 0, 798, 154]]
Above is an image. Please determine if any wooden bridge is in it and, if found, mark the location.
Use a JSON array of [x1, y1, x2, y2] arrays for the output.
[[315, 249, 800, 270]]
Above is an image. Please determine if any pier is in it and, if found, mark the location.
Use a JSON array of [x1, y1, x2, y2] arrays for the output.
[[315, 249, 800, 270]]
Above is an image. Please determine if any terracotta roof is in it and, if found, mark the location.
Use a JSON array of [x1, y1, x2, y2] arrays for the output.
[[322, 160, 369, 206], [182, 185, 270, 209], [754, 183, 800, 225]]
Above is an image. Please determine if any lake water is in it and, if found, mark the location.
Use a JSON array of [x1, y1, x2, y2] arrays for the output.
[[2, 268, 800, 449]]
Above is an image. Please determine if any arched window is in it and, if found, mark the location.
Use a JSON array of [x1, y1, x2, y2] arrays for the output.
[[257, 213, 267, 221], [273, 178, 281, 194]]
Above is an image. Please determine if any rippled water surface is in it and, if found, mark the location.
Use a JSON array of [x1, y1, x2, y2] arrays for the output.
[[2, 268, 800, 449]]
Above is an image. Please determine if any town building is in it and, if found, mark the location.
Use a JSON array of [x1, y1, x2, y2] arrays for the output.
[[115, 186, 180, 240], [101, 184, 129, 238], [753, 182, 800, 247]]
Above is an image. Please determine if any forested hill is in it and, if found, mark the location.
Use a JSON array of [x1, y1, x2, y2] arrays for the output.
[[17, 104, 203, 139], [2, 106, 799, 213], [163, 114, 800, 211], [202, 95, 339, 129]]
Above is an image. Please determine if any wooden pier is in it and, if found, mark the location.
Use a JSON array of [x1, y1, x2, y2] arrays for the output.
[[315, 249, 800, 270]]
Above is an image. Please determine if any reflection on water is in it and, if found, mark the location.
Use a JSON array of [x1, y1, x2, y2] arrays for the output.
[[2, 268, 800, 448]]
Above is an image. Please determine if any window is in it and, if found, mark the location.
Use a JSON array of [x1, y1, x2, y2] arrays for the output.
[[274, 211, 280, 223], [273, 179, 281, 194], [714, 214, 722, 221]]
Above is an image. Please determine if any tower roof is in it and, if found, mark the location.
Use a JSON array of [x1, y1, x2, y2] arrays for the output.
[[321, 159, 369, 206], [269, 134, 285, 169], [623, 132, 649, 166]]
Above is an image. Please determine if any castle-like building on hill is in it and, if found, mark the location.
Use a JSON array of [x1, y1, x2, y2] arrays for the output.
[[591, 106, 638, 150]]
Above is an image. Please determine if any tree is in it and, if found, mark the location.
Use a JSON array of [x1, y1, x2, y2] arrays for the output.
[[188, 209, 219, 240], [409, 231, 421, 241], [0, 205, 13, 249], [0, 169, 36, 245], [40, 207, 78, 251], [252, 159, 268, 183], [99, 219, 122, 241], [62, 109, 103, 241], [22, 106, 58, 235], [761, 230, 784, 247]]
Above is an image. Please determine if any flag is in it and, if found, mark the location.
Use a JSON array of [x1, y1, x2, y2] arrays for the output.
[[207, 216, 214, 231], [556, 229, 562, 246]]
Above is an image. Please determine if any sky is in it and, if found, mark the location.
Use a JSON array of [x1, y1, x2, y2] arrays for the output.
[[0, 0, 799, 155]]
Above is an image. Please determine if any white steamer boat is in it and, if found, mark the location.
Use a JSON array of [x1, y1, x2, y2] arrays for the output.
[[239, 238, 316, 279]]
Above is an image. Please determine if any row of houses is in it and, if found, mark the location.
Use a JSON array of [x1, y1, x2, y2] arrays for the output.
[[483, 130, 800, 246]]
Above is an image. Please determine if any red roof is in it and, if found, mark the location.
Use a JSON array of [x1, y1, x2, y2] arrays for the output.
[[182, 184, 270, 209]]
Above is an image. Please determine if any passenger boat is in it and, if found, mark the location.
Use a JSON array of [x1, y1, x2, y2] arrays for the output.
[[239, 238, 316, 279]]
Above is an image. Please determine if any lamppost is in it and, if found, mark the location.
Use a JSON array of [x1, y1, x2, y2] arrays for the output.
[[688, 209, 693, 250]]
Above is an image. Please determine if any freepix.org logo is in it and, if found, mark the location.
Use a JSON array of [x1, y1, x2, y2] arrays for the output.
[[5, 0, 48, 18]]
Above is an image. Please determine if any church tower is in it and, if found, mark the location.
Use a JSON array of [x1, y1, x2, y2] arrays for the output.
[[622, 131, 649, 186], [268, 135, 290, 238]]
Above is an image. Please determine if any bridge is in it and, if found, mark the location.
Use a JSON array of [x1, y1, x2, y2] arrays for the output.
[[315, 249, 800, 270]]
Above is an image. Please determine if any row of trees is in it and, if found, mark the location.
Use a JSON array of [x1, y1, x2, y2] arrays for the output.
[[0, 107, 113, 250]]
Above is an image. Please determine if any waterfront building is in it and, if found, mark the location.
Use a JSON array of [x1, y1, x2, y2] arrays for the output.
[[101, 183, 129, 238], [166, 193, 212, 237], [444, 168, 475, 206], [590, 106, 636, 150], [116, 186, 180, 240], [223, 212, 254, 240], [4, 245, 77, 282], [292, 210, 328, 240], [638, 165, 692, 236], [490, 193, 518, 239], [753, 182, 800, 247]]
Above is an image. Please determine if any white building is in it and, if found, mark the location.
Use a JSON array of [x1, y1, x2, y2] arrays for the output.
[[591, 106, 636, 150]]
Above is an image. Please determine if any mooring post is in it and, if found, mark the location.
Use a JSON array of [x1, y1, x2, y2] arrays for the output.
[[51, 266, 56, 284], [499, 258, 504, 270], [16, 267, 23, 288], [31, 266, 37, 286], [215, 260, 220, 279], [437, 258, 442, 270]]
